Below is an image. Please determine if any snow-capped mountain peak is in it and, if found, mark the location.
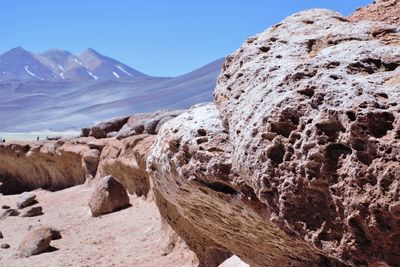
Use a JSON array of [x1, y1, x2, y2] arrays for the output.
[[0, 47, 147, 82]]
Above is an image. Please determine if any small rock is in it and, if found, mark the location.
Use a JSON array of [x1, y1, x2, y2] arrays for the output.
[[0, 208, 19, 219], [89, 175, 130, 217], [18, 225, 53, 257], [1, 205, 10, 209], [0, 231, 3, 238], [20, 206, 43, 217], [16, 192, 37, 209], [1, 243, 10, 249], [28, 225, 61, 240]]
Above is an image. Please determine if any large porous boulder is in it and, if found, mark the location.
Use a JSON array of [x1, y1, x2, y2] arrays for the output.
[[96, 134, 155, 196], [89, 175, 130, 217], [349, 0, 400, 25], [18, 225, 53, 257], [16, 192, 37, 209], [149, 9, 400, 267], [149, 104, 342, 266], [89, 116, 130, 139]]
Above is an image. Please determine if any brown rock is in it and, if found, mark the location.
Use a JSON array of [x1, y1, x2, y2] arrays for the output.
[[18, 226, 53, 257], [89, 175, 130, 217], [96, 134, 155, 196], [0, 137, 104, 193], [16, 192, 37, 209], [20, 206, 43, 217], [1, 243, 10, 249], [115, 110, 184, 139], [27, 225, 62, 240], [81, 127, 91, 137], [349, 0, 400, 25], [0, 231, 3, 238], [116, 113, 152, 139], [0, 208, 19, 219], [89, 116, 130, 139], [1, 205, 10, 209]]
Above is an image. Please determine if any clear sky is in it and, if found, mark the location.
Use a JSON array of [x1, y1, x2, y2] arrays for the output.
[[1, 0, 372, 77]]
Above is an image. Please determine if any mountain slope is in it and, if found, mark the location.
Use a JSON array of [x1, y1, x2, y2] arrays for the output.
[[0, 52, 223, 131], [0, 47, 60, 81], [79, 48, 147, 80], [0, 47, 148, 82]]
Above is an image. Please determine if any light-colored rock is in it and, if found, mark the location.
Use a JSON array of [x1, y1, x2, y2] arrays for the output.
[[18, 226, 53, 257], [96, 135, 155, 196], [219, 255, 249, 267], [89, 175, 130, 217], [214, 8, 400, 266], [149, 9, 400, 267], [148, 104, 341, 266], [0, 208, 19, 219], [16, 192, 37, 209]]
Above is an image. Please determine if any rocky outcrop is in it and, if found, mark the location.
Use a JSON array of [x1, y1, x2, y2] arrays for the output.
[[0, 133, 157, 199], [89, 175, 130, 217], [87, 116, 130, 139], [0, 138, 104, 194], [81, 109, 185, 140], [349, 0, 400, 25], [149, 9, 400, 267], [96, 134, 155, 196]]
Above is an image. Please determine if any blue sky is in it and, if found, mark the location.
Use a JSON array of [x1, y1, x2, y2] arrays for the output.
[[1, 1, 371, 77]]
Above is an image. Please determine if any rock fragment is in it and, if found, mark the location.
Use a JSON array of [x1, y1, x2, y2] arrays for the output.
[[89, 175, 130, 217], [16, 192, 37, 209]]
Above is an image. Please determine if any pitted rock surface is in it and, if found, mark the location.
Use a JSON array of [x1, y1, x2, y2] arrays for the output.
[[150, 9, 400, 267], [349, 0, 400, 26], [148, 104, 345, 267]]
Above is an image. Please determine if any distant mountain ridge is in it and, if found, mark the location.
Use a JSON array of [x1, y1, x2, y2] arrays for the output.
[[0, 47, 224, 131], [0, 47, 146, 82]]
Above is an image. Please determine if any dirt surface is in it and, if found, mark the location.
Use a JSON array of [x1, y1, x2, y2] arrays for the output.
[[0, 185, 197, 267]]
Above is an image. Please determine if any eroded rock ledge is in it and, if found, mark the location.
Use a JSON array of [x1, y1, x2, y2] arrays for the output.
[[148, 9, 400, 267], [0, 108, 185, 195]]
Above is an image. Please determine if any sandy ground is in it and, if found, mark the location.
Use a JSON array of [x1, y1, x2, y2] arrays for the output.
[[0, 184, 198, 267]]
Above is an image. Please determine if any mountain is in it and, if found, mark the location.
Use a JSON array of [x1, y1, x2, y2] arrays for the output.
[[0, 47, 224, 131], [0, 47, 60, 81], [0, 47, 148, 82]]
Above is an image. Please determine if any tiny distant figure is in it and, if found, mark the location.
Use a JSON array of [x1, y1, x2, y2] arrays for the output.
[[2, 139, 5, 143], [37, 136, 40, 141]]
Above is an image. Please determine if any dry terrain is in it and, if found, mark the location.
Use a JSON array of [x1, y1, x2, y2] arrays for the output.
[[0, 185, 198, 267]]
